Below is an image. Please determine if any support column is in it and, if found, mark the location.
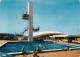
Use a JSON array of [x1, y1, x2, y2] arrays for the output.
[[28, 1, 33, 41]]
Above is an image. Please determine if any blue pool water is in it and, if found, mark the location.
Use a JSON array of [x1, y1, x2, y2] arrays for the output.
[[0, 41, 80, 53], [0, 52, 14, 57]]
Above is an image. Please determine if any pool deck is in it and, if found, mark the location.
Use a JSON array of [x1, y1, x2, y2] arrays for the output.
[[15, 50, 80, 57], [0, 40, 80, 57]]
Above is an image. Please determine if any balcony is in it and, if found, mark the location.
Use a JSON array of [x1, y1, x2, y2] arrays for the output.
[[22, 13, 29, 20]]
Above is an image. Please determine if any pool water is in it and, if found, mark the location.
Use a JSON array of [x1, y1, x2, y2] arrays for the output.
[[0, 52, 14, 57], [0, 41, 80, 53]]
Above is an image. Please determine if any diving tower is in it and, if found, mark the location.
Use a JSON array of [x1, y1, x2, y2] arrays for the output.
[[22, 1, 33, 41]]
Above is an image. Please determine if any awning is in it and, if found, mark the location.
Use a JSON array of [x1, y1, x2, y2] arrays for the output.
[[54, 35, 68, 37], [50, 35, 68, 38]]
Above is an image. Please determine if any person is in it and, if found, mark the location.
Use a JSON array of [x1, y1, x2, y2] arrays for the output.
[[63, 46, 69, 51], [22, 46, 26, 57], [32, 50, 39, 57], [54, 47, 56, 49], [36, 46, 42, 53]]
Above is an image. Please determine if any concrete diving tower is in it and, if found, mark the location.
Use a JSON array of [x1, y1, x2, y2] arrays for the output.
[[22, 1, 33, 41]]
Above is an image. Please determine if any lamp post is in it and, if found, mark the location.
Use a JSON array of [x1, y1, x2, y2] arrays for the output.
[[22, 1, 33, 41]]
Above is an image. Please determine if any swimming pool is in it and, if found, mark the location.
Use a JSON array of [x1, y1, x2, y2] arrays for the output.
[[0, 41, 80, 53], [0, 52, 14, 57]]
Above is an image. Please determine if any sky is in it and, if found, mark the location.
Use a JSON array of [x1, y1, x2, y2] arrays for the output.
[[0, 0, 80, 34]]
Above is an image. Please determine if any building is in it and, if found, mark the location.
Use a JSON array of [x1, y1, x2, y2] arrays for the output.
[[23, 31, 66, 41]]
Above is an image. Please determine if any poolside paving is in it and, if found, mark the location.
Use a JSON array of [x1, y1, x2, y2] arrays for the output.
[[15, 50, 80, 57]]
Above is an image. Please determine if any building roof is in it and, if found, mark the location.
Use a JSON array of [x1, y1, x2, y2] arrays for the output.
[[67, 35, 80, 38], [24, 31, 66, 38]]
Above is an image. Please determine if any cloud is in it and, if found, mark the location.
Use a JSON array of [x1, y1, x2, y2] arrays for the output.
[[0, 0, 1, 3], [79, 0, 80, 2]]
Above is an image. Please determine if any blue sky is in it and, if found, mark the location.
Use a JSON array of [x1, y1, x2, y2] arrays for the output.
[[0, 0, 80, 34]]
